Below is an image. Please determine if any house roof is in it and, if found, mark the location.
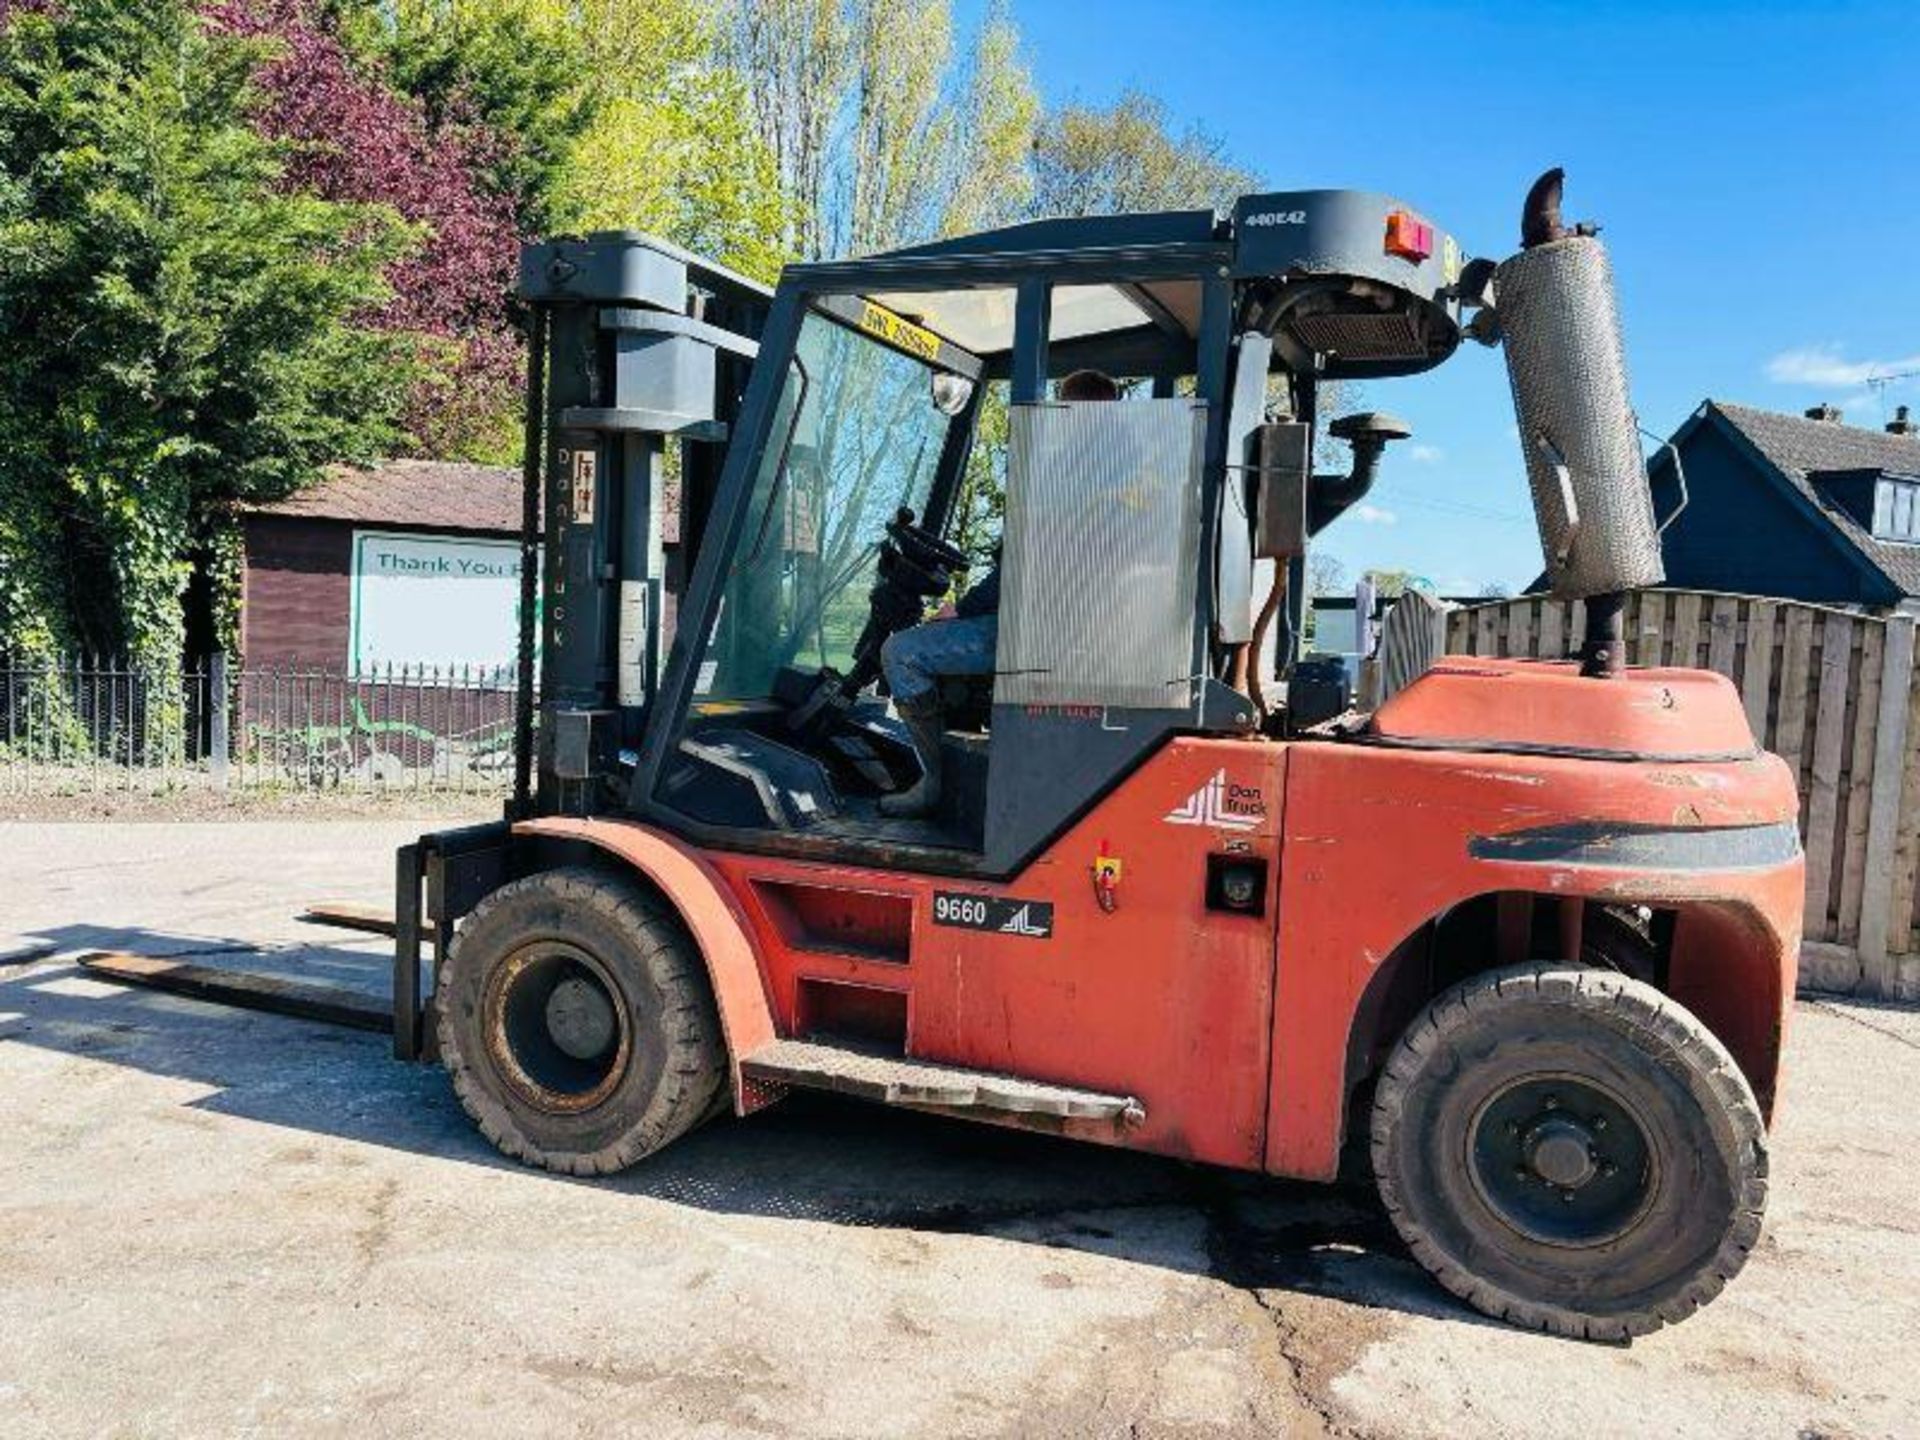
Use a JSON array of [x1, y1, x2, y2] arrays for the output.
[[1704, 401, 1920, 595], [246, 459, 520, 534]]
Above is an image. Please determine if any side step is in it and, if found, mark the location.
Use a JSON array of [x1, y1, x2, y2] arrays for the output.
[[740, 1038, 1144, 1124]]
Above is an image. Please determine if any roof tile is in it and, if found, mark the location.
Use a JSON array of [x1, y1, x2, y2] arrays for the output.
[[247, 460, 520, 534], [1710, 402, 1920, 596]]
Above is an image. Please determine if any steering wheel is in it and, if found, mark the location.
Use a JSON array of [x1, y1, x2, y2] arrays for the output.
[[885, 508, 969, 575]]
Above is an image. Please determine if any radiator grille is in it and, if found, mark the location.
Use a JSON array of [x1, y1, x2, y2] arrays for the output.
[[1287, 309, 1427, 361]]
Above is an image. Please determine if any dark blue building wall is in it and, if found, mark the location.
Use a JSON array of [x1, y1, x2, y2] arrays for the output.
[[1649, 423, 1895, 606]]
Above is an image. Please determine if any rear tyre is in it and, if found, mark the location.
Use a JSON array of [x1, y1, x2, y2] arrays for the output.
[[1370, 962, 1767, 1340], [437, 868, 725, 1176]]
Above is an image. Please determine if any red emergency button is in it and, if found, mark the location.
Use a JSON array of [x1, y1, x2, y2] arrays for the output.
[[1385, 210, 1434, 262]]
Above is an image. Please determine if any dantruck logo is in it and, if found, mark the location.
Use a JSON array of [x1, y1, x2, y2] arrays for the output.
[[1165, 769, 1264, 832], [998, 904, 1048, 938], [931, 891, 1054, 939]]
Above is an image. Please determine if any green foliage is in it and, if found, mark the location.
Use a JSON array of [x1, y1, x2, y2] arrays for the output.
[[1032, 89, 1255, 218], [727, 0, 1037, 261], [937, 2, 1037, 238], [1363, 568, 1417, 599], [341, 0, 595, 234], [203, 516, 247, 656], [345, 0, 792, 280], [0, 0, 415, 663], [556, 57, 792, 282]]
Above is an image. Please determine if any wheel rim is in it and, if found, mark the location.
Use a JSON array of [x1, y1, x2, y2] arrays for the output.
[[1467, 1073, 1656, 1247], [483, 942, 632, 1115]]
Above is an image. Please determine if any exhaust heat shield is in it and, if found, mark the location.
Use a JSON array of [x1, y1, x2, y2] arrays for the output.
[[1493, 212, 1664, 601]]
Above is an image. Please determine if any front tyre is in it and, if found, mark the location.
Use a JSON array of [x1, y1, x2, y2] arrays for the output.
[[1371, 963, 1767, 1340], [437, 868, 726, 1176]]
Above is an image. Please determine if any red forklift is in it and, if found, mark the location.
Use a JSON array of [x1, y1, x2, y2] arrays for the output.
[[359, 172, 1802, 1341]]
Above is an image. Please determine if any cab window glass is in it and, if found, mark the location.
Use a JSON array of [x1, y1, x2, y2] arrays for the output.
[[697, 310, 956, 700]]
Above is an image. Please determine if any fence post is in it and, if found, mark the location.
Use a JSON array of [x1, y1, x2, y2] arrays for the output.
[[1857, 616, 1915, 993], [210, 652, 230, 792]]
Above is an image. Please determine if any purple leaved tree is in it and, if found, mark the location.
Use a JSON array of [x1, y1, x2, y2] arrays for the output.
[[208, 0, 525, 458]]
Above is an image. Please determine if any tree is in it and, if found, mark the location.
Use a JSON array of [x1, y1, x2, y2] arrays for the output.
[[515, 0, 793, 280], [0, 0, 415, 664], [209, 0, 525, 460], [338, 0, 595, 234], [727, 0, 1037, 260], [935, 4, 1037, 239], [349, 0, 794, 281], [1307, 552, 1349, 597], [338, 0, 794, 313], [1031, 89, 1254, 219], [1363, 569, 1418, 600]]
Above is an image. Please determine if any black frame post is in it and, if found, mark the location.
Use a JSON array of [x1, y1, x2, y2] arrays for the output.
[[1010, 279, 1052, 403], [511, 306, 548, 818], [392, 842, 423, 1061]]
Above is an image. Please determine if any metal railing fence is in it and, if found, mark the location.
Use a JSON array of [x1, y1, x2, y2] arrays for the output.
[[0, 654, 522, 795]]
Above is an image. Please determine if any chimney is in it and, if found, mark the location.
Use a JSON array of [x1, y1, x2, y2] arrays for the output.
[[1890, 405, 1916, 437], [1805, 403, 1842, 423]]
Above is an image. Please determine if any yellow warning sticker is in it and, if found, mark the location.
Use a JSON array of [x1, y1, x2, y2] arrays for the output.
[[858, 300, 943, 363]]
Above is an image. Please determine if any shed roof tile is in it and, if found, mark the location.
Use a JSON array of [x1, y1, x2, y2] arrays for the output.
[[246, 460, 519, 534]]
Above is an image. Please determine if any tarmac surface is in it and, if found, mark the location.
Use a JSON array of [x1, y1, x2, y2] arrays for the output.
[[2, 819, 1917, 1438]]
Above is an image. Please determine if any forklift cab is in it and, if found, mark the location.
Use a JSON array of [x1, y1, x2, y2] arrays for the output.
[[532, 194, 1468, 878]]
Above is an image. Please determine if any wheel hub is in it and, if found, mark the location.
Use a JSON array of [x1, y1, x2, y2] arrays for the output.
[[1469, 1076, 1654, 1247], [483, 942, 632, 1115], [1524, 1116, 1598, 1189], [546, 975, 618, 1061]]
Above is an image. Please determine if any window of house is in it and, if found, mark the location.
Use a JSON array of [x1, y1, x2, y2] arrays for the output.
[[1875, 476, 1920, 543]]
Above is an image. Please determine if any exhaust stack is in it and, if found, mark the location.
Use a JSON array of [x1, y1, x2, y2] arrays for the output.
[[1487, 169, 1663, 677]]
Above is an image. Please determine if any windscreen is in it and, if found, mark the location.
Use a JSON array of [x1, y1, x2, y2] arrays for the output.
[[694, 308, 958, 701]]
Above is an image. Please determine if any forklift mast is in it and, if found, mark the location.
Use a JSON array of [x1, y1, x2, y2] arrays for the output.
[[514, 234, 773, 817]]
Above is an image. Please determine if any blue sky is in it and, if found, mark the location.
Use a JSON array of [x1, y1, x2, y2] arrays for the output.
[[1000, 0, 1920, 593]]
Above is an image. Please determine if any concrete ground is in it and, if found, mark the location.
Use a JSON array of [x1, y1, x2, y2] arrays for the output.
[[1, 820, 1916, 1439]]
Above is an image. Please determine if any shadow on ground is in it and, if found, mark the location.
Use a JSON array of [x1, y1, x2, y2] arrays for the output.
[[1, 926, 1486, 1329]]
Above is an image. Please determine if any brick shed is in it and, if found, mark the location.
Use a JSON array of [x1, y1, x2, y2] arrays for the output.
[[240, 460, 521, 672]]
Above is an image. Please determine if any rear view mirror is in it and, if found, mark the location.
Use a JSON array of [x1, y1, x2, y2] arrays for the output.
[[930, 371, 974, 416]]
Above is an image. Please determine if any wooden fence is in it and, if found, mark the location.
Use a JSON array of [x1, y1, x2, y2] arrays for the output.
[[1445, 590, 1919, 1002]]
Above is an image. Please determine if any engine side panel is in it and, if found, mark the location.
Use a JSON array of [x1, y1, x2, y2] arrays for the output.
[[1269, 742, 1804, 1180]]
